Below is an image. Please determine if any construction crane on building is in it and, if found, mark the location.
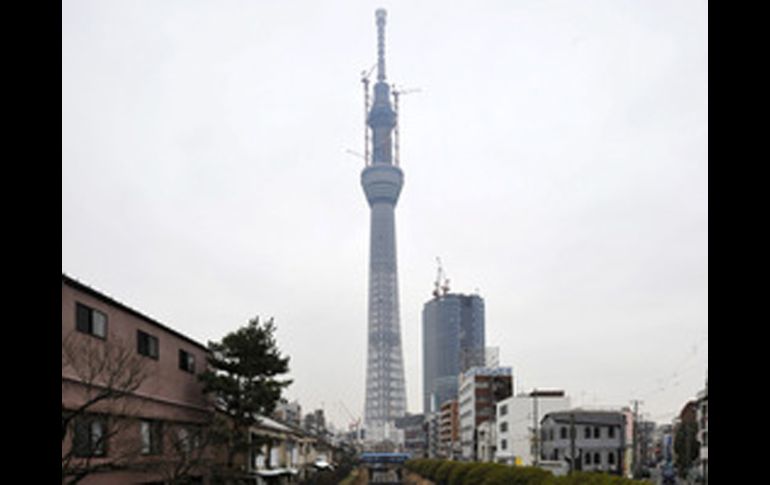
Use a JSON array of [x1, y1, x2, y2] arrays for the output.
[[434, 257, 451, 298], [392, 85, 421, 167], [338, 400, 361, 435]]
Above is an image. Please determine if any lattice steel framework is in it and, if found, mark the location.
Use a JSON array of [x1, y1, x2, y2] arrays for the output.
[[361, 8, 407, 442]]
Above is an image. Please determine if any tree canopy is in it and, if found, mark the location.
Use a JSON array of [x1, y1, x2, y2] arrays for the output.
[[198, 317, 292, 471]]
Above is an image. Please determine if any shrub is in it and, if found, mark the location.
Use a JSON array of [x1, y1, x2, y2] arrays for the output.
[[447, 462, 476, 485], [406, 458, 445, 481], [482, 466, 554, 485], [434, 461, 460, 484], [552, 471, 646, 485], [463, 463, 508, 485], [420, 459, 444, 480]]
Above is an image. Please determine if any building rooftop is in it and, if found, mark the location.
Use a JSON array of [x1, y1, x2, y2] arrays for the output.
[[543, 410, 625, 427], [462, 366, 512, 378], [62, 273, 209, 352]]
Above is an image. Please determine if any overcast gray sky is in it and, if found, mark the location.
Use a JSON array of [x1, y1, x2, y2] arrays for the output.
[[62, 0, 708, 429]]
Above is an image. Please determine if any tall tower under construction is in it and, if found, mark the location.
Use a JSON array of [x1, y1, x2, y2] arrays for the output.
[[361, 8, 407, 443]]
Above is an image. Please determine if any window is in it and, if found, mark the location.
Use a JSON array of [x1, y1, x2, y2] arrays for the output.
[[499, 404, 508, 416], [140, 420, 164, 455], [585, 452, 592, 465], [594, 427, 600, 439], [501, 439, 507, 450], [137, 330, 159, 359], [73, 415, 107, 457], [179, 349, 196, 373], [75, 303, 107, 339], [560, 427, 567, 439], [500, 421, 508, 433], [608, 426, 615, 439], [608, 451, 615, 465], [594, 452, 601, 465], [585, 426, 591, 439]]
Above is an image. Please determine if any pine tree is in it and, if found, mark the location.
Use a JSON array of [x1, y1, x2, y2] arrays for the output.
[[198, 317, 292, 478]]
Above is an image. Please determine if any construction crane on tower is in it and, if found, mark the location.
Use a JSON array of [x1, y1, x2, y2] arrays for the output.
[[360, 64, 376, 166], [392, 85, 421, 167]]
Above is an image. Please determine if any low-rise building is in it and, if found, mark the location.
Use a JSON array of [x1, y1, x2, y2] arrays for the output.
[[249, 415, 336, 484], [439, 399, 460, 459], [458, 366, 513, 460], [61, 274, 215, 484], [495, 390, 571, 466], [539, 410, 626, 475]]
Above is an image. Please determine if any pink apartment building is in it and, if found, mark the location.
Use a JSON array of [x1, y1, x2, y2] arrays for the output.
[[61, 274, 215, 484]]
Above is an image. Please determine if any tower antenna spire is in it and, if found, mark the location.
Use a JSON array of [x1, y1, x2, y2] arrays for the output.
[[376, 9, 387, 82]]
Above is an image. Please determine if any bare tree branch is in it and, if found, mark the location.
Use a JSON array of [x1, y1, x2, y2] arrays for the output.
[[62, 332, 149, 484]]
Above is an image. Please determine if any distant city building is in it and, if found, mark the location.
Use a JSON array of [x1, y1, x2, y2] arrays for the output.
[[458, 366, 513, 460], [426, 412, 441, 459], [637, 421, 657, 469], [439, 399, 460, 459], [696, 379, 708, 484], [540, 410, 627, 475], [273, 399, 302, 427], [485, 346, 500, 368], [422, 293, 485, 413], [495, 390, 571, 466], [394, 414, 427, 458], [303, 409, 327, 436]]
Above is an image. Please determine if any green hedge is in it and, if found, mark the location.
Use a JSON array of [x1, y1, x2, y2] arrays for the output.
[[447, 463, 476, 485], [552, 471, 648, 485], [481, 465, 553, 485], [405, 460, 651, 485]]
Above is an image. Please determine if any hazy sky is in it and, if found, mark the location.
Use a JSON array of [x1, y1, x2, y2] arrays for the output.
[[62, 0, 708, 429]]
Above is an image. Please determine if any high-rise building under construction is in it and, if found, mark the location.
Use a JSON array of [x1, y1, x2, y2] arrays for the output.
[[422, 292, 486, 414], [361, 8, 407, 443]]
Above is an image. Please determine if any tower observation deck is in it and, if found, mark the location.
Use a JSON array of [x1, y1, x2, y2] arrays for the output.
[[361, 8, 407, 444]]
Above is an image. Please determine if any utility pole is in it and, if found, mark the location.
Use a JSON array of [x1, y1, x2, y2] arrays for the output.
[[569, 413, 576, 476], [630, 399, 643, 478], [532, 391, 539, 466]]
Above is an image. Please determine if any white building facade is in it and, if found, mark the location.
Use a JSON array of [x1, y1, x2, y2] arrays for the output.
[[539, 410, 626, 476], [476, 420, 497, 462], [495, 391, 571, 466]]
